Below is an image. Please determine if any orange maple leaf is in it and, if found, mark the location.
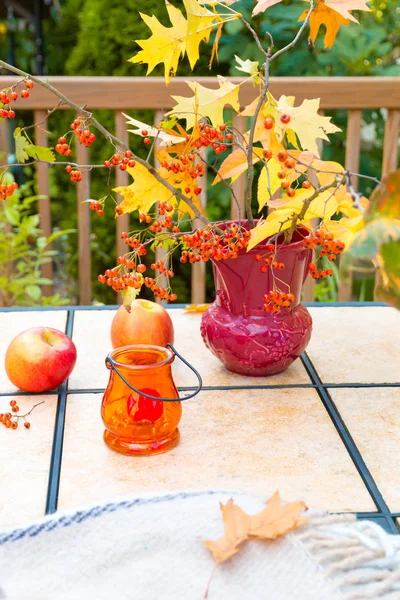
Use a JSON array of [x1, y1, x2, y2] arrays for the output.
[[299, 0, 371, 48], [203, 492, 308, 564]]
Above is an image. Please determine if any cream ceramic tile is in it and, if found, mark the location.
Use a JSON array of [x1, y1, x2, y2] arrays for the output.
[[331, 387, 400, 511], [307, 307, 400, 383], [69, 309, 115, 390], [70, 309, 311, 391], [58, 389, 374, 513], [0, 395, 57, 527], [0, 311, 68, 393]]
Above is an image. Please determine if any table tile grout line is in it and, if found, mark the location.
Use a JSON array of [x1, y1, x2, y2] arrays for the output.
[[45, 308, 75, 515], [0, 301, 389, 312], [301, 352, 400, 535]]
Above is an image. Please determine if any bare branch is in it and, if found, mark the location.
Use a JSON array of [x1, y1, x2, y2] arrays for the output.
[[270, 1, 314, 62]]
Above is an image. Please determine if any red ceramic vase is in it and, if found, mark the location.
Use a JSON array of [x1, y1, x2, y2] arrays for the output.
[[200, 225, 313, 376]]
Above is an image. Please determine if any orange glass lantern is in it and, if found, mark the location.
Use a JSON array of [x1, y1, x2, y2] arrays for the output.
[[101, 344, 202, 456]]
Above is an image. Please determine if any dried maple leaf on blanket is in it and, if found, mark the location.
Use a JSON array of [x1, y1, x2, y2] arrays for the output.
[[203, 491, 308, 563]]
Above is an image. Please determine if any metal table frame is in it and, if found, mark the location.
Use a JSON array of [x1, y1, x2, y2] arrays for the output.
[[1, 302, 399, 534]]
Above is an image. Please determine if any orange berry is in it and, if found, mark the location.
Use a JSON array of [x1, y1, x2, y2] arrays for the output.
[[302, 181, 311, 189], [24, 422, 31, 429], [277, 150, 288, 163], [284, 158, 296, 169], [280, 114, 291, 124], [286, 188, 295, 198], [264, 117, 274, 130], [263, 149, 272, 159], [11, 421, 18, 430]]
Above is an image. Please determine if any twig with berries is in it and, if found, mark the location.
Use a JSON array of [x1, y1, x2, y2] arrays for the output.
[[0, 400, 44, 430]]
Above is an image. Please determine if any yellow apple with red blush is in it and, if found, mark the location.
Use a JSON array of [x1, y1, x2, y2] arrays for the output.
[[111, 299, 174, 349], [5, 327, 77, 392]]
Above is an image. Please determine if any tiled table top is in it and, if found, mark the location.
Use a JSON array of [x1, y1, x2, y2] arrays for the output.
[[1, 304, 400, 534]]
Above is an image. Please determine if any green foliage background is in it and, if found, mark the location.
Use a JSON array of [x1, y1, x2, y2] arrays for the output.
[[1, 0, 399, 303]]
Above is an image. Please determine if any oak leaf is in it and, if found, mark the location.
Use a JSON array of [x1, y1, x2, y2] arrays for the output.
[[235, 55, 260, 85], [204, 492, 307, 564], [299, 0, 370, 48], [252, 0, 283, 16], [129, 1, 187, 84], [122, 114, 186, 147], [213, 147, 265, 184], [113, 163, 174, 215], [277, 95, 341, 157], [184, 0, 219, 69], [167, 75, 240, 129]]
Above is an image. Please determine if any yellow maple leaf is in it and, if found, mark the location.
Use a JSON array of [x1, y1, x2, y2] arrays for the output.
[[167, 75, 240, 129], [277, 95, 341, 157], [114, 163, 175, 215], [183, 0, 219, 69], [204, 492, 307, 564], [129, 1, 187, 84], [299, 0, 370, 48]]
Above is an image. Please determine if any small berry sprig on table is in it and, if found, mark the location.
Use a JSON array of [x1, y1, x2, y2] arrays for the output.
[[0, 400, 44, 431]]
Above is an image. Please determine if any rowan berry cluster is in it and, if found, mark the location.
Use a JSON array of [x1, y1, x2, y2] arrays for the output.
[[308, 263, 334, 279], [195, 123, 228, 154], [120, 233, 147, 254], [159, 154, 204, 197], [0, 399, 41, 430], [104, 150, 136, 171], [70, 119, 96, 147], [0, 181, 18, 199], [0, 79, 33, 118], [65, 165, 82, 183], [97, 269, 143, 292], [262, 290, 295, 314], [303, 229, 345, 279], [89, 199, 104, 216], [255, 245, 285, 272], [180, 224, 251, 263], [55, 136, 72, 156]]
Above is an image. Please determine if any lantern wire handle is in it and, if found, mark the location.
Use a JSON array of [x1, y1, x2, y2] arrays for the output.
[[105, 343, 202, 402]]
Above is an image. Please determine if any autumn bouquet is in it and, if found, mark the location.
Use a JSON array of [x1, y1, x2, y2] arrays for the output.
[[1, 0, 399, 373]]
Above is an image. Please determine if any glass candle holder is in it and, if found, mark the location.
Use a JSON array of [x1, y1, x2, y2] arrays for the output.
[[101, 344, 201, 456]]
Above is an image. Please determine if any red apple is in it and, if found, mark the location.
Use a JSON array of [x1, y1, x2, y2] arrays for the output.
[[5, 327, 77, 392], [111, 299, 174, 349]]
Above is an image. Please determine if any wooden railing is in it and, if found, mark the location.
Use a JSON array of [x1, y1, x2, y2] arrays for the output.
[[1, 76, 399, 304]]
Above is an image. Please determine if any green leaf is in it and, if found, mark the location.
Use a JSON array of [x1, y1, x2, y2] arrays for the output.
[[4, 206, 20, 226], [29, 144, 56, 162], [160, 115, 179, 130], [47, 228, 76, 244], [37, 236, 48, 250], [14, 127, 55, 163], [26, 285, 42, 301], [14, 127, 31, 163]]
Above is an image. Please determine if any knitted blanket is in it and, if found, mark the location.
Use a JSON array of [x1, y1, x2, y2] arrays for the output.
[[0, 490, 399, 599]]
